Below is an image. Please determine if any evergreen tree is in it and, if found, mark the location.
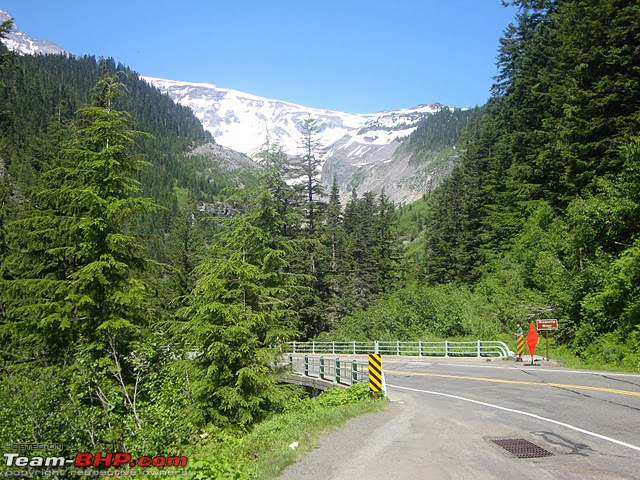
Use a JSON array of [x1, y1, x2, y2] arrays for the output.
[[418, 0, 640, 364], [175, 183, 309, 428], [166, 208, 206, 302], [301, 177, 352, 330], [292, 117, 325, 234], [0, 66, 165, 451], [0, 17, 13, 79], [376, 190, 402, 289], [255, 141, 302, 238], [1, 66, 158, 360], [282, 117, 328, 337], [0, 18, 14, 259], [342, 190, 401, 311], [325, 177, 346, 273]]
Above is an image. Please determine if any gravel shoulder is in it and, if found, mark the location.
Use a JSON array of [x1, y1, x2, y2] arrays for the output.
[[275, 394, 408, 480]]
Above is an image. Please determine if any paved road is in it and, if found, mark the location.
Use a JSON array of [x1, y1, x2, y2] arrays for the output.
[[277, 357, 640, 479]]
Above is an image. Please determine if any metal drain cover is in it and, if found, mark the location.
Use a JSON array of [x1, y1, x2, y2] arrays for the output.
[[491, 438, 554, 459]]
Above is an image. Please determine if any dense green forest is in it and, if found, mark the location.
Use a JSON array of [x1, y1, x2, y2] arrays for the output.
[[425, 0, 640, 363], [0, 0, 639, 476], [0, 20, 402, 476], [331, 0, 640, 370]]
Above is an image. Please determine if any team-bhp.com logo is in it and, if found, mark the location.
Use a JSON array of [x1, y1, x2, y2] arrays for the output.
[[4, 451, 187, 471]]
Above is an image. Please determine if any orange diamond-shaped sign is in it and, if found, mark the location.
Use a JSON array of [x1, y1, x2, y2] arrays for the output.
[[527, 321, 539, 361]]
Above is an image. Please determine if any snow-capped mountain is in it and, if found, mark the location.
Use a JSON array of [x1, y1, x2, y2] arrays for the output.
[[144, 76, 451, 203], [0, 11, 67, 56], [143, 76, 443, 157], [1, 8, 457, 204]]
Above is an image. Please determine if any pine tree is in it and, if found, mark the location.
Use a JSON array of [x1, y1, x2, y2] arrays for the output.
[[325, 177, 345, 273], [0, 17, 14, 259], [0, 17, 13, 78], [166, 208, 205, 302], [341, 190, 401, 311], [279, 117, 329, 337], [292, 116, 325, 234], [255, 141, 302, 238], [376, 190, 402, 290], [0, 65, 163, 451], [175, 183, 309, 427], [1, 65, 158, 361]]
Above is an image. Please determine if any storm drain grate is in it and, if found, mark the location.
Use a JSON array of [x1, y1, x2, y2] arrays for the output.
[[491, 438, 554, 459]]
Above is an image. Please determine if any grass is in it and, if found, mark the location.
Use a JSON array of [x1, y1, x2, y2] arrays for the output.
[[185, 382, 388, 480], [174, 185, 190, 209], [250, 392, 386, 479]]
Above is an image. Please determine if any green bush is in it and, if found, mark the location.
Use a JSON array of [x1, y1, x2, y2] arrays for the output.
[[315, 382, 373, 406]]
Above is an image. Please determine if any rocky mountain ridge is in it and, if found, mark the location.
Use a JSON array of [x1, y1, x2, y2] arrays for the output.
[[1, 9, 460, 204], [144, 76, 454, 203]]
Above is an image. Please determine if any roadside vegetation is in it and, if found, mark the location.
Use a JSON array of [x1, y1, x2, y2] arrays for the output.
[[186, 382, 384, 480]]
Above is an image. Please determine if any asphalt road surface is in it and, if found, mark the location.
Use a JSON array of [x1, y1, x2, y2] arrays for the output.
[[276, 356, 640, 480]]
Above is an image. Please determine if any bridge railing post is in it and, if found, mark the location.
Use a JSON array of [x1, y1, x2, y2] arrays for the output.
[[374, 340, 379, 354], [445, 340, 449, 357], [351, 360, 358, 383], [336, 358, 341, 384], [320, 356, 325, 380], [304, 355, 309, 376], [477, 340, 482, 357], [353, 341, 357, 354]]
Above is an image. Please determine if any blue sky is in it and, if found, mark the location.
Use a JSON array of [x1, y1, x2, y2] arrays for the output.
[[1, 0, 517, 113]]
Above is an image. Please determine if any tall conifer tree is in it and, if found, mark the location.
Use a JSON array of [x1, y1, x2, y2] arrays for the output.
[[176, 181, 309, 427], [293, 117, 325, 234], [1, 64, 157, 361]]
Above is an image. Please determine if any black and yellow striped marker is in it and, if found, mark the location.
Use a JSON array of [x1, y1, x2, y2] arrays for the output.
[[368, 353, 383, 393], [516, 334, 524, 357]]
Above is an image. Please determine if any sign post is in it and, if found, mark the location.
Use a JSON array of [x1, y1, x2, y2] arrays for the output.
[[368, 353, 383, 398], [536, 319, 558, 361]]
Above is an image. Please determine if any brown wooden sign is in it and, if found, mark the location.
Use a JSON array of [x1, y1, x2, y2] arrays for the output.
[[536, 319, 558, 331]]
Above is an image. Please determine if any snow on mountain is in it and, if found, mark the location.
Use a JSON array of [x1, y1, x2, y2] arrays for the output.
[[0, 8, 453, 204], [143, 76, 443, 157], [143, 76, 449, 203], [0, 11, 68, 56]]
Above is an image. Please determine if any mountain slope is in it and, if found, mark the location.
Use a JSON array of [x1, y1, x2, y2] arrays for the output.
[[1, 9, 464, 204], [142, 76, 444, 155], [144, 76, 455, 203]]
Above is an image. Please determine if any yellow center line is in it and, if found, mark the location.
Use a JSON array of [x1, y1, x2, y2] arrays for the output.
[[385, 369, 640, 397]]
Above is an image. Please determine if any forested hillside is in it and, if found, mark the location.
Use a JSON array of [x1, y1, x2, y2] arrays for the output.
[[403, 107, 477, 156], [0, 23, 402, 470], [424, 0, 640, 361], [330, 0, 640, 369]]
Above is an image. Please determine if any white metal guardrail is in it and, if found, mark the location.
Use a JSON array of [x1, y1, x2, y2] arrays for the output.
[[287, 340, 513, 358], [284, 354, 369, 386]]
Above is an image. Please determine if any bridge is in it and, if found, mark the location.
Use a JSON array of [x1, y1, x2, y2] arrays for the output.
[[288, 339, 513, 357], [279, 339, 513, 390]]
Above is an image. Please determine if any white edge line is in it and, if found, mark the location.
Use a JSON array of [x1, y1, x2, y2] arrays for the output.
[[387, 384, 640, 453]]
